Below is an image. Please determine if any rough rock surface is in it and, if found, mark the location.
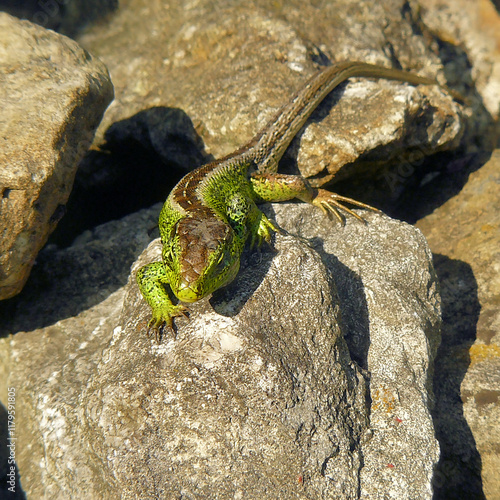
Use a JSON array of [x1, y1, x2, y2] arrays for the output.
[[419, 0, 500, 121], [47, 0, 482, 245], [272, 205, 442, 500], [80, 0, 467, 179], [417, 150, 500, 499], [1, 203, 441, 499], [0, 13, 113, 299]]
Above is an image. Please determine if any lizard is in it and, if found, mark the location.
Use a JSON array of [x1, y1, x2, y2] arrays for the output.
[[136, 60, 459, 340]]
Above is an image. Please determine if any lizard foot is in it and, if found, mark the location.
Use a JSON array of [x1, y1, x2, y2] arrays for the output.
[[250, 212, 283, 248], [312, 189, 381, 225], [146, 304, 189, 343]]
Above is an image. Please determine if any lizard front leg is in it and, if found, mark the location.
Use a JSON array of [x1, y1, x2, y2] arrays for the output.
[[136, 262, 188, 341], [250, 172, 380, 224], [226, 190, 282, 248]]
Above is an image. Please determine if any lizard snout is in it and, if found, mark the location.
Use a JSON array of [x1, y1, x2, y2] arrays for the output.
[[173, 279, 204, 303]]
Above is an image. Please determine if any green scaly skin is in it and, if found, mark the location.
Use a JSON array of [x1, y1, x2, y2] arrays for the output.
[[136, 61, 459, 339]]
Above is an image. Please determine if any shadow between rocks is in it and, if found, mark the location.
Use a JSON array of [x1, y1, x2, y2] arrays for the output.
[[0, 106, 210, 334], [431, 254, 484, 499], [50, 106, 212, 248], [0, 0, 118, 37]]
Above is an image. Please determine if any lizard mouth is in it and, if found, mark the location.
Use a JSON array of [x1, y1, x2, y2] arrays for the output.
[[174, 280, 204, 303]]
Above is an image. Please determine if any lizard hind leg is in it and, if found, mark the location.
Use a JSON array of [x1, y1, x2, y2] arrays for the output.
[[311, 189, 381, 225], [250, 172, 381, 224]]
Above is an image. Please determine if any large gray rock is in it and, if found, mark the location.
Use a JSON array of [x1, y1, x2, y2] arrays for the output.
[[2, 202, 441, 499], [0, 13, 113, 299], [272, 205, 441, 499], [417, 150, 500, 499]]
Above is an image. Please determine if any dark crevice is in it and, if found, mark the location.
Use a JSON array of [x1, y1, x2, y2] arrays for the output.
[[0, 0, 119, 38], [48, 106, 212, 247]]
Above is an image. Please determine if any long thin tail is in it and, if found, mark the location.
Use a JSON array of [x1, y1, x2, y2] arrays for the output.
[[246, 61, 461, 173]]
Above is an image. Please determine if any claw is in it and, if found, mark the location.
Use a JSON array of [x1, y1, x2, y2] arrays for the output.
[[146, 318, 170, 343], [320, 202, 345, 225], [145, 304, 189, 343], [146, 321, 173, 343], [313, 189, 380, 224], [251, 212, 282, 248]]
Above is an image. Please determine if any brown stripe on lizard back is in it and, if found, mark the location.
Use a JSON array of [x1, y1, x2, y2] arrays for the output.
[[172, 159, 227, 211], [177, 207, 232, 283]]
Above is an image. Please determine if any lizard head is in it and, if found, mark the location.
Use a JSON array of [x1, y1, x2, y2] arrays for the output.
[[166, 215, 243, 303]]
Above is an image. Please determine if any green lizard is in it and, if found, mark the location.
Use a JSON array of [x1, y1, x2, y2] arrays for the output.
[[136, 61, 457, 339]]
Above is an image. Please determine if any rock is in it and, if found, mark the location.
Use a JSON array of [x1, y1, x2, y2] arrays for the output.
[[416, 150, 500, 499], [419, 0, 500, 121], [53, 0, 478, 244], [1, 202, 441, 499], [0, 204, 159, 498], [80, 0, 467, 178], [272, 205, 441, 499], [0, 13, 114, 300]]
